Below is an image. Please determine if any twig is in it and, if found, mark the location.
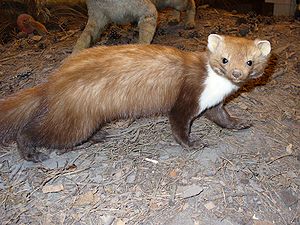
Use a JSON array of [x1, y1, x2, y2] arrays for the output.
[[144, 158, 159, 164], [267, 154, 293, 165], [26, 167, 90, 199], [59, 29, 80, 41]]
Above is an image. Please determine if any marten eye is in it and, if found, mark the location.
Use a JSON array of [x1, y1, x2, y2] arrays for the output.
[[222, 58, 228, 64], [247, 60, 253, 66]]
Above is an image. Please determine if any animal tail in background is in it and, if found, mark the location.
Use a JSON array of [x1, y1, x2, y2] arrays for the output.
[[295, 0, 300, 20], [0, 85, 48, 162]]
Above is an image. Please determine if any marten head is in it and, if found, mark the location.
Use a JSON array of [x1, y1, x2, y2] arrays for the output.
[[207, 34, 271, 85]]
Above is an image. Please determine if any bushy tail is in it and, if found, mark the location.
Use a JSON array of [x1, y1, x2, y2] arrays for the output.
[[0, 85, 45, 145]]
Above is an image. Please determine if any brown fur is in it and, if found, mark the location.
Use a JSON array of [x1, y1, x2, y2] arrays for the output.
[[0, 35, 271, 162]]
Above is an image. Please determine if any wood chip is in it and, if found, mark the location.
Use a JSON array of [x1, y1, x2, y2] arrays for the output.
[[286, 143, 293, 154], [74, 191, 95, 206], [42, 184, 64, 193], [169, 169, 177, 178], [253, 220, 274, 225], [144, 158, 159, 164]]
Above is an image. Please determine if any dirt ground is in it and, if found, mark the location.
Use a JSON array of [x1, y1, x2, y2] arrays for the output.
[[0, 5, 299, 225]]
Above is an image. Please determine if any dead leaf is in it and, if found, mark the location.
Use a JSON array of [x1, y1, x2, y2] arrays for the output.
[[169, 169, 177, 178]]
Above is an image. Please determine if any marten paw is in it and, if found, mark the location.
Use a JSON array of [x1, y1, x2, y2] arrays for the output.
[[89, 130, 108, 143], [188, 140, 208, 149], [231, 120, 252, 130], [24, 152, 49, 162], [178, 139, 208, 150]]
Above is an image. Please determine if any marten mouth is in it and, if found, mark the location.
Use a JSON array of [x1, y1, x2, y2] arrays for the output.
[[230, 77, 245, 85]]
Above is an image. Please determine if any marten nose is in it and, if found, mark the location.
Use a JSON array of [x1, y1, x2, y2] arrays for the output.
[[232, 69, 242, 78]]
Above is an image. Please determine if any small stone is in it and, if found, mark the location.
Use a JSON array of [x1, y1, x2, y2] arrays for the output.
[[126, 172, 136, 184], [280, 189, 298, 207], [204, 201, 216, 210], [178, 184, 203, 199], [100, 215, 115, 225]]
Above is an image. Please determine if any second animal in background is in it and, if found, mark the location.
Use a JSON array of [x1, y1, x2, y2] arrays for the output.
[[73, 0, 196, 53]]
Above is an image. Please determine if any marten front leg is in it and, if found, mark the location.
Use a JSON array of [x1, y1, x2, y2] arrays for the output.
[[169, 111, 192, 148], [169, 86, 199, 147], [204, 103, 251, 130], [16, 130, 49, 162]]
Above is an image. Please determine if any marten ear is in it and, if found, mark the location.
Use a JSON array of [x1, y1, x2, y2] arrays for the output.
[[255, 40, 271, 57], [207, 34, 223, 53]]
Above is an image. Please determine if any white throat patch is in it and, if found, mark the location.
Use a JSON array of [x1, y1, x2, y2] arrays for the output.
[[199, 65, 238, 113]]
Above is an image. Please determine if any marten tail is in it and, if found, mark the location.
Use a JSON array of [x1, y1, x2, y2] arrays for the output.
[[0, 85, 45, 145]]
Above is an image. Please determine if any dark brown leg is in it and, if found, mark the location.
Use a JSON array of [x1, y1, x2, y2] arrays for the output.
[[169, 111, 192, 148], [169, 82, 200, 147], [16, 131, 49, 162], [204, 103, 251, 130]]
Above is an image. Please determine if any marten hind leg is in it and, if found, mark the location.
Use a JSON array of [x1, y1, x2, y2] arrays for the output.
[[89, 130, 108, 143], [138, 3, 158, 44], [184, 0, 196, 29], [73, 12, 109, 53], [204, 103, 251, 130], [170, 0, 195, 29], [16, 130, 49, 162]]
